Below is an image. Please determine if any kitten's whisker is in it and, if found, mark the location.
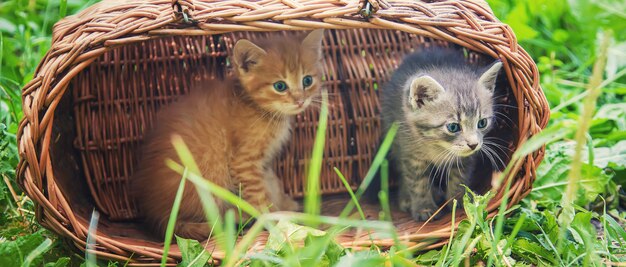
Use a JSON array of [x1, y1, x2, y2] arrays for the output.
[[263, 110, 283, 136], [439, 150, 455, 185], [494, 110, 514, 120], [492, 92, 513, 101], [440, 154, 449, 190], [306, 103, 322, 111], [439, 152, 456, 192], [483, 141, 512, 153], [431, 150, 451, 190], [484, 136, 509, 143], [493, 104, 518, 109], [427, 160, 442, 190], [483, 146, 506, 169], [483, 147, 498, 167], [455, 156, 462, 177], [438, 150, 455, 190], [480, 149, 498, 171], [484, 136, 508, 143], [487, 150, 502, 170], [428, 149, 451, 190], [248, 109, 272, 131], [484, 141, 512, 154], [488, 146, 507, 169], [484, 142, 512, 159], [479, 150, 488, 166], [491, 91, 509, 97], [433, 160, 444, 190], [494, 111, 515, 127], [317, 91, 339, 96]]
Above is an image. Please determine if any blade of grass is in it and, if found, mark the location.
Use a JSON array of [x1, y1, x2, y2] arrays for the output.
[[305, 90, 328, 216], [166, 157, 258, 259], [169, 134, 238, 258], [334, 166, 382, 248], [551, 67, 626, 112], [488, 120, 576, 266], [40, 0, 53, 37], [223, 210, 237, 257], [559, 30, 611, 259], [0, 32, 3, 78], [450, 221, 478, 267], [333, 167, 365, 220], [2, 174, 19, 214], [21, 238, 52, 267], [161, 167, 189, 267], [439, 199, 457, 265], [264, 212, 395, 233], [599, 196, 613, 261], [501, 212, 526, 258], [391, 254, 420, 267], [339, 122, 398, 218], [166, 160, 261, 218], [170, 134, 226, 222], [169, 132, 406, 265], [222, 217, 268, 267], [531, 179, 597, 191], [378, 159, 403, 250], [532, 220, 565, 266], [59, 0, 68, 18], [223, 211, 396, 267], [85, 209, 100, 267], [319, 124, 400, 258], [379, 160, 392, 222]]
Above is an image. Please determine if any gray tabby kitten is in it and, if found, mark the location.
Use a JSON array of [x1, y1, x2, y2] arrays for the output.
[[381, 48, 503, 221]]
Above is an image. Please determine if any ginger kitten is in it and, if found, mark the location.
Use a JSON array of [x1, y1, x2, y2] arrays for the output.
[[381, 47, 503, 221], [132, 30, 325, 240]]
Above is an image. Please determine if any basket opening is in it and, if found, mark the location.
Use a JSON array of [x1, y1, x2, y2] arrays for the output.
[[50, 91, 92, 215], [55, 29, 518, 242]]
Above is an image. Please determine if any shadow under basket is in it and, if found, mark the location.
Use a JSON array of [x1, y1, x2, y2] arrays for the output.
[[17, 0, 550, 265]]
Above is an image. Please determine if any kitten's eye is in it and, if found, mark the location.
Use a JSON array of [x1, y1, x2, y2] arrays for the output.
[[477, 118, 488, 129], [446, 123, 461, 133], [273, 81, 288, 92], [302, 75, 313, 88]]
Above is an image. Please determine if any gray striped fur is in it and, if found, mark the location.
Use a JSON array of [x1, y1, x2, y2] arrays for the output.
[[381, 47, 502, 220]]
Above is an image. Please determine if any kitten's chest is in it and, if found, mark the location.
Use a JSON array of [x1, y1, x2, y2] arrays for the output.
[[263, 119, 292, 163]]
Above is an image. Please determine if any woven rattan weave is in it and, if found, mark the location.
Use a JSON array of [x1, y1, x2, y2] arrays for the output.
[[17, 0, 549, 264]]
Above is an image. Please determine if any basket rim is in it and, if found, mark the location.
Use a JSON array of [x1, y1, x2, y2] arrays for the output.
[[16, 0, 550, 265]]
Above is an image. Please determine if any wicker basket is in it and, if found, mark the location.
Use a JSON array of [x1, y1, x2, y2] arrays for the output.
[[16, 0, 549, 264]]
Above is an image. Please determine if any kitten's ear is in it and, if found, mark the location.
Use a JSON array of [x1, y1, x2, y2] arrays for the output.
[[301, 29, 325, 58], [478, 61, 502, 92], [232, 39, 267, 72], [408, 76, 445, 110]]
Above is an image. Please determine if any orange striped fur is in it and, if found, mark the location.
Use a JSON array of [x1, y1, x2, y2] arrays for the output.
[[132, 30, 325, 240]]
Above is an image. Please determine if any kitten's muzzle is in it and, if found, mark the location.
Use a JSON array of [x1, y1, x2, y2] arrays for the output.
[[467, 143, 478, 150], [456, 143, 481, 156]]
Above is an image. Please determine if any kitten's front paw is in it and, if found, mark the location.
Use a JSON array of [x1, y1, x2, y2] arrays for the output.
[[411, 208, 440, 222], [400, 198, 441, 222], [278, 196, 300, 212], [175, 222, 210, 241], [248, 196, 277, 213]]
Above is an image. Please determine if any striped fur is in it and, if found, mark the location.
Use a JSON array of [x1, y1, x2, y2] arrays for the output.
[[132, 30, 325, 240], [381, 48, 502, 221]]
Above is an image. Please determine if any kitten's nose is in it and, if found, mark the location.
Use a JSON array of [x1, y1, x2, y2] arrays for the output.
[[467, 143, 478, 150], [296, 100, 304, 107]]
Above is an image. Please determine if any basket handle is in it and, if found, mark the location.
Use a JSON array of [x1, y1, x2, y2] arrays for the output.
[[358, 0, 390, 18], [169, 0, 388, 22], [172, 0, 195, 23]]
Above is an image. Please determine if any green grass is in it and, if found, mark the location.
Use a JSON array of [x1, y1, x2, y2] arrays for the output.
[[1, 0, 625, 266]]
